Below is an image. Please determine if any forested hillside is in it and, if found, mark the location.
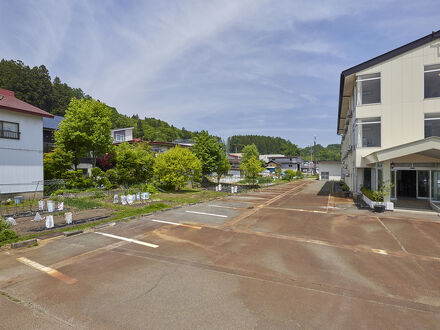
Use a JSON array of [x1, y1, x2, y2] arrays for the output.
[[0, 59, 198, 142], [227, 135, 299, 155], [227, 135, 341, 160]]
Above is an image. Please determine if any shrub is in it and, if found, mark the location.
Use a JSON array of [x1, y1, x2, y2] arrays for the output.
[[91, 167, 111, 189], [114, 142, 155, 186], [0, 217, 18, 242], [283, 169, 296, 180], [62, 170, 94, 189], [154, 147, 202, 190]]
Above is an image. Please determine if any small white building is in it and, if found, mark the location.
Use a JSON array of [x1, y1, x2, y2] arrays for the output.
[[0, 88, 53, 199], [319, 161, 342, 181], [111, 127, 134, 143]]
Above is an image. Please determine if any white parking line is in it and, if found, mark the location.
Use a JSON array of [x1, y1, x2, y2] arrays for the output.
[[148, 219, 202, 229], [17, 257, 78, 284], [94, 232, 158, 248], [185, 210, 228, 218]]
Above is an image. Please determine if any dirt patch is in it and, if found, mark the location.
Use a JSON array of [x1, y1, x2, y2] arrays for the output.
[[10, 208, 114, 236]]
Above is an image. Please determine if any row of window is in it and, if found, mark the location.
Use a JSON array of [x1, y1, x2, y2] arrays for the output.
[[355, 114, 440, 148], [0, 120, 20, 140], [356, 64, 440, 105]]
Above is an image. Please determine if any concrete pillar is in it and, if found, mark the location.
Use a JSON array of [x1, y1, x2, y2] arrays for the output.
[[382, 160, 391, 202]]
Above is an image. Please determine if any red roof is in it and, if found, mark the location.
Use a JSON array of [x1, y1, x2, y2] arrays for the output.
[[0, 88, 53, 118]]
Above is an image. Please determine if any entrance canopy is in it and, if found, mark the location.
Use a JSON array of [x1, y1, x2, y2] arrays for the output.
[[364, 137, 440, 164]]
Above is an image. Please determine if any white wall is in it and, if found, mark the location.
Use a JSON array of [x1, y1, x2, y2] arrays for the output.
[[0, 109, 43, 194], [319, 162, 341, 181]]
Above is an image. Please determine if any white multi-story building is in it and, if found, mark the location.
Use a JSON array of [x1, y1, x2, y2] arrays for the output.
[[338, 30, 440, 203], [0, 88, 53, 199]]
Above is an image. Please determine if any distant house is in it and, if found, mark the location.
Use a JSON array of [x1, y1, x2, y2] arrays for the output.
[[43, 115, 64, 153], [111, 127, 134, 143], [228, 153, 242, 176], [259, 154, 284, 162], [0, 88, 53, 199], [148, 141, 191, 154], [267, 156, 301, 171], [319, 161, 342, 181]]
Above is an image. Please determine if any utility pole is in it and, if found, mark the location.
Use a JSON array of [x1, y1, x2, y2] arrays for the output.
[[309, 145, 312, 174], [313, 136, 317, 175]]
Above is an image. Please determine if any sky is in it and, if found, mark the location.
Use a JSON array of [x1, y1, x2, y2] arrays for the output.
[[1, 1, 439, 147]]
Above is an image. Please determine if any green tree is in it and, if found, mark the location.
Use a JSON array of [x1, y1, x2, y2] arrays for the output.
[[192, 130, 225, 176], [153, 147, 202, 190], [241, 144, 259, 163], [43, 148, 74, 180], [240, 156, 262, 182], [274, 168, 282, 179], [114, 142, 155, 186], [283, 169, 296, 180], [216, 153, 230, 183], [55, 98, 113, 169]]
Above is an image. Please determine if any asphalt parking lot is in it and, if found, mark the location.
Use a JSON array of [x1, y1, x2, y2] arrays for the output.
[[1, 179, 440, 329]]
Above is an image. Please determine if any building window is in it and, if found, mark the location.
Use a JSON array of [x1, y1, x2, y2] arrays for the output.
[[424, 113, 440, 137], [356, 73, 381, 105], [424, 64, 440, 99], [114, 130, 125, 142], [0, 121, 20, 139], [357, 117, 381, 147]]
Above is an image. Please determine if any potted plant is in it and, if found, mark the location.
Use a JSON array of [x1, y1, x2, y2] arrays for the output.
[[372, 182, 393, 212]]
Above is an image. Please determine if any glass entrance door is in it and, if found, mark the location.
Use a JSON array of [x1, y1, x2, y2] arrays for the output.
[[432, 171, 440, 200], [417, 170, 429, 198]]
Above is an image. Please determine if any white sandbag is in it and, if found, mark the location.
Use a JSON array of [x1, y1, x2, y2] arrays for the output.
[[113, 194, 118, 204], [121, 195, 127, 205], [58, 202, 64, 211], [47, 201, 55, 213], [38, 200, 45, 211], [45, 215, 54, 229], [136, 192, 140, 200], [6, 217, 16, 226], [219, 184, 222, 191], [65, 212, 73, 224], [127, 195, 134, 205], [33, 212, 43, 221]]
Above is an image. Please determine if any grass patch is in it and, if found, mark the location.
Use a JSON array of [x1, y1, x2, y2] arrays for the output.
[[55, 197, 103, 210], [110, 203, 169, 221], [156, 189, 228, 204], [0, 291, 21, 304]]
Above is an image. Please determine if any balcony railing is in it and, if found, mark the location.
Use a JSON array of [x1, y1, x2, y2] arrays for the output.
[[0, 129, 20, 140]]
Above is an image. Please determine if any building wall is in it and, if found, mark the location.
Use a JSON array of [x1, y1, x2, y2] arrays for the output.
[[0, 109, 43, 196], [319, 162, 342, 181], [354, 41, 440, 166], [341, 39, 440, 191]]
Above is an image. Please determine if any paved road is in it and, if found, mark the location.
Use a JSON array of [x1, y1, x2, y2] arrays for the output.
[[1, 180, 439, 329]]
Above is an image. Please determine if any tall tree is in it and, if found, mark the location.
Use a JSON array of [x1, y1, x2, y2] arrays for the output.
[[55, 98, 113, 168], [241, 144, 259, 163], [192, 130, 225, 176]]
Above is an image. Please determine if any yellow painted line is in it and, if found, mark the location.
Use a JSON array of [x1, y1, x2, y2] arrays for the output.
[[17, 257, 78, 284]]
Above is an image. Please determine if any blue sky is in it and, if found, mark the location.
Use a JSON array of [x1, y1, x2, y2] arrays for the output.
[[1, 1, 439, 147]]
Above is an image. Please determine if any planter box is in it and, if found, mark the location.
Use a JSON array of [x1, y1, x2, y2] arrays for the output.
[[362, 194, 394, 211]]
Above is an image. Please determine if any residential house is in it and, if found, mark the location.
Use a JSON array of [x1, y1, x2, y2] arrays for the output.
[[338, 30, 440, 203], [43, 115, 64, 153], [111, 127, 134, 143], [0, 88, 53, 199], [227, 153, 242, 176], [267, 156, 301, 171]]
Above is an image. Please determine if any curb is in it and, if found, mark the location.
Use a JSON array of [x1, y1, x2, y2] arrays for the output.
[[63, 230, 83, 237], [11, 239, 38, 249]]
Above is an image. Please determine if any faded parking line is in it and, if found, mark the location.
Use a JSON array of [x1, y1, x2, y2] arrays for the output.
[[94, 232, 158, 248], [17, 257, 78, 284], [185, 211, 228, 218], [149, 219, 202, 229]]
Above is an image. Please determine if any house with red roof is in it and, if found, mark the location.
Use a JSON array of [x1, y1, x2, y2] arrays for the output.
[[0, 88, 53, 200]]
